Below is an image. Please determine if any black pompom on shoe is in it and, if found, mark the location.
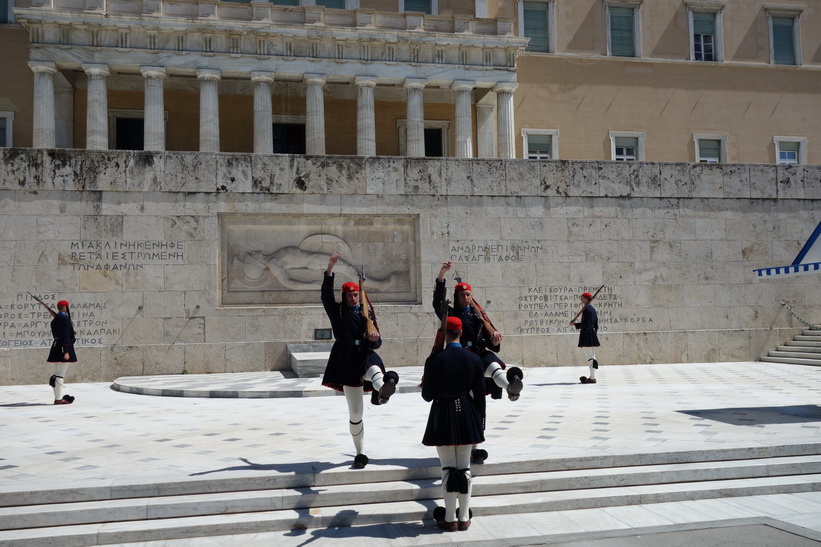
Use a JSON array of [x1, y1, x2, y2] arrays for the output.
[[470, 448, 488, 464], [378, 371, 399, 404], [352, 453, 369, 469], [506, 366, 523, 401]]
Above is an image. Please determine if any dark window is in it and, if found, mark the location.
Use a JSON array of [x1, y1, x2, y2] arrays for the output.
[[405, 0, 431, 14], [772, 17, 796, 65], [273, 123, 306, 154], [317, 0, 345, 9], [609, 7, 635, 57], [523, 2, 549, 53], [424, 128, 443, 157], [115, 118, 144, 150]]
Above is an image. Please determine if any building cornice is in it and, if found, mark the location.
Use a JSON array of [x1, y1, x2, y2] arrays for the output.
[[15, 3, 527, 85]]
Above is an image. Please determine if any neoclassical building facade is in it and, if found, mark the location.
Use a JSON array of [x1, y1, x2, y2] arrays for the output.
[[2, 0, 820, 163], [11, 0, 527, 159]]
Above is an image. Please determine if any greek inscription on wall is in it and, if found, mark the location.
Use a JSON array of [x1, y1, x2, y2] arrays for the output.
[[450, 242, 544, 263], [68, 240, 185, 271], [518, 286, 653, 334], [1, 240, 185, 348], [0, 293, 115, 348]]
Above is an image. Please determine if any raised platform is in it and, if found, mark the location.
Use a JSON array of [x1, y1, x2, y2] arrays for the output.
[[110, 368, 423, 398]]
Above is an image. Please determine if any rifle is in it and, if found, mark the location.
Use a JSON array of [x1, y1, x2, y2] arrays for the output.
[[430, 296, 451, 356], [357, 267, 380, 337], [28, 292, 57, 317], [570, 284, 605, 323]]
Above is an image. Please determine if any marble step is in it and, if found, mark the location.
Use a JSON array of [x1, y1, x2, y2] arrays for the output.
[[2, 455, 820, 531], [770, 349, 821, 359], [760, 355, 821, 367], [1, 474, 820, 547], [4, 443, 821, 509], [795, 334, 821, 342], [783, 341, 821, 350]]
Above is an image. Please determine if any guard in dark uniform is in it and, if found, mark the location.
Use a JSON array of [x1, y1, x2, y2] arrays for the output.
[[422, 316, 486, 532], [571, 291, 601, 384], [433, 260, 523, 463], [47, 300, 77, 405], [322, 253, 399, 469]]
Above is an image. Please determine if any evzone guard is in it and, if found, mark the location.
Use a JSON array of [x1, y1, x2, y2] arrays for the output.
[[321, 253, 400, 469], [422, 316, 486, 532], [433, 260, 523, 464], [570, 286, 603, 384], [31, 294, 78, 405]]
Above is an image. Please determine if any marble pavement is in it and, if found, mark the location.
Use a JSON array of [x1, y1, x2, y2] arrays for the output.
[[1, 361, 821, 545]]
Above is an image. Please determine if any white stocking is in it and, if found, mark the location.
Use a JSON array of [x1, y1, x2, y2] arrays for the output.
[[52, 362, 69, 400], [436, 446, 458, 522], [485, 361, 509, 389], [363, 365, 384, 391], [343, 385, 365, 454], [455, 444, 473, 522], [587, 349, 597, 380]]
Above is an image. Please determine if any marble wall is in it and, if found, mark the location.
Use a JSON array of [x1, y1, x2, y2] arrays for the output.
[[0, 148, 818, 384]]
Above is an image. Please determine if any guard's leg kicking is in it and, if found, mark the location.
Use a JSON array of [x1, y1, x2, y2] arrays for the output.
[[365, 365, 399, 405], [485, 362, 523, 401]]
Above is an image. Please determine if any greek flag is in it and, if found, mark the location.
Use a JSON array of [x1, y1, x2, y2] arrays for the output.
[[754, 221, 821, 278]]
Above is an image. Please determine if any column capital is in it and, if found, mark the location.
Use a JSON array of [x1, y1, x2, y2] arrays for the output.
[[196, 68, 221, 81], [29, 60, 58, 75], [354, 76, 378, 88], [251, 71, 274, 84], [493, 81, 519, 94], [403, 78, 427, 90], [82, 63, 110, 78], [451, 80, 476, 92], [140, 66, 167, 80], [304, 74, 327, 86]]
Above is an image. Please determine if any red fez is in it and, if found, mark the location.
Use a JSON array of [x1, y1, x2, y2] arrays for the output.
[[581, 292, 593, 299], [454, 282, 472, 293], [57, 300, 70, 308], [341, 282, 359, 293], [446, 316, 462, 331]]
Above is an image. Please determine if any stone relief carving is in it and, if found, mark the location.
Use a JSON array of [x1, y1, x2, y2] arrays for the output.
[[220, 214, 418, 306]]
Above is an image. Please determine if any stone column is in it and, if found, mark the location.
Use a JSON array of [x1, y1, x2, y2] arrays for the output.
[[304, 74, 326, 155], [251, 71, 274, 154], [494, 82, 518, 159], [476, 103, 495, 158], [82, 63, 110, 150], [197, 69, 221, 153], [355, 76, 377, 156], [29, 61, 58, 149], [140, 66, 166, 152], [404, 78, 427, 157], [452, 80, 475, 159]]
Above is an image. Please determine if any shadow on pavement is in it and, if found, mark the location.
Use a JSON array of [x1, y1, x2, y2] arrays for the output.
[[679, 405, 821, 425]]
